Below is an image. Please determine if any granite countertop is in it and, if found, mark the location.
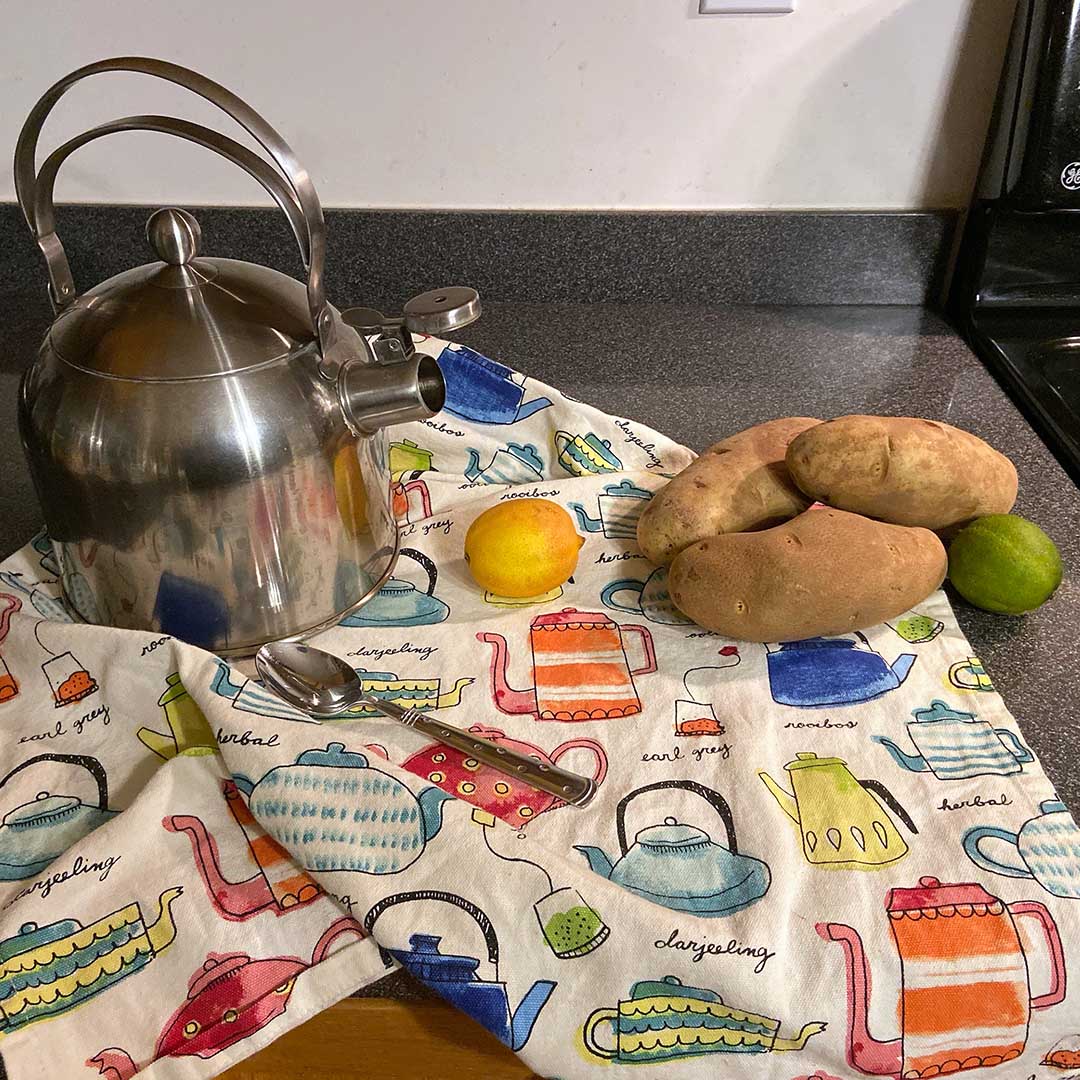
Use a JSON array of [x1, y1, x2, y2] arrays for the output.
[[1, 300, 1077, 1002]]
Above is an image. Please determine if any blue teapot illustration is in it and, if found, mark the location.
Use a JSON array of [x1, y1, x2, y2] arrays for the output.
[[364, 891, 556, 1050], [0, 754, 118, 881], [574, 780, 770, 917], [766, 634, 916, 708], [464, 443, 544, 485], [235, 743, 451, 875], [436, 345, 552, 424], [875, 699, 1034, 780], [339, 549, 449, 627]]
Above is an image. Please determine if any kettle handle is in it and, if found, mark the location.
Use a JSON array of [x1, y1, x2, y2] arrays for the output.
[[24, 115, 311, 307], [0, 752, 109, 811], [399, 548, 438, 596], [1008, 901, 1067, 1009], [859, 779, 919, 835], [363, 889, 499, 970], [14, 57, 336, 360], [616, 779, 738, 857]]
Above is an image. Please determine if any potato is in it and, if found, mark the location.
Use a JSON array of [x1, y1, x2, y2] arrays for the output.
[[785, 415, 1017, 531], [637, 417, 821, 565], [668, 508, 947, 641]]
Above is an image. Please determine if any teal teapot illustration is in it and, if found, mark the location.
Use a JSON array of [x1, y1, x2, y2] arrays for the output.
[[465, 443, 544, 485], [235, 743, 451, 875], [874, 699, 1033, 780], [0, 753, 118, 881], [339, 549, 449, 627], [364, 890, 556, 1050], [964, 799, 1080, 898], [574, 780, 770, 917]]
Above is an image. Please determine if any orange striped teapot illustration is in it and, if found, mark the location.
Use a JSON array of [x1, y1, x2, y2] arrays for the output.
[[819, 876, 1067, 1078], [478, 608, 657, 721]]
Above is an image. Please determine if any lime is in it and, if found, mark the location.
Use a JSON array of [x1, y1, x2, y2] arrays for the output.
[[948, 514, 1063, 615]]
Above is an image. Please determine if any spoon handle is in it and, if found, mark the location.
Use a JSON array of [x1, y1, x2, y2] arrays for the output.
[[365, 697, 596, 808]]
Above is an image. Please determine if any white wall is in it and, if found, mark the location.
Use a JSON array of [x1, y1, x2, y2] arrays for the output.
[[0, 0, 1016, 210]]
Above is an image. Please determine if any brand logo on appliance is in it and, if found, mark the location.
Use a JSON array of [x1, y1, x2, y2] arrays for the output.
[[1061, 161, 1080, 190]]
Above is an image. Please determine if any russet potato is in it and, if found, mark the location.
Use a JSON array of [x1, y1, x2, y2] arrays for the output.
[[785, 415, 1017, 532], [668, 508, 947, 641], [636, 417, 821, 566]]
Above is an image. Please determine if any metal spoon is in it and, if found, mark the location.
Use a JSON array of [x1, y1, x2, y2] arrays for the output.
[[255, 641, 596, 808]]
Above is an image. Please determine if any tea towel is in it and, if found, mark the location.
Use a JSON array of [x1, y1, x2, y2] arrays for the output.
[[0, 339, 1078, 1080]]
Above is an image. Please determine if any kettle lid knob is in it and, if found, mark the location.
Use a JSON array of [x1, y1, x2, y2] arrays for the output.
[[146, 207, 201, 265]]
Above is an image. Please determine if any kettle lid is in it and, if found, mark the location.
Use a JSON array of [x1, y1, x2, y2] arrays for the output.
[[0, 918, 83, 962], [634, 817, 711, 848], [389, 933, 482, 982], [532, 608, 614, 629], [886, 876, 1000, 913], [47, 208, 319, 380], [630, 975, 722, 1004], [2, 791, 81, 828]]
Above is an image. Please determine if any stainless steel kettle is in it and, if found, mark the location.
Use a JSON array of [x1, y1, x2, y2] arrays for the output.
[[15, 58, 480, 654]]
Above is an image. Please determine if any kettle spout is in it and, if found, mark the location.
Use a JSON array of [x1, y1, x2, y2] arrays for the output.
[[757, 771, 799, 823], [509, 979, 557, 1050], [889, 652, 917, 686], [464, 448, 482, 483], [569, 503, 603, 533], [87, 1048, 138, 1080], [339, 354, 446, 435], [477, 632, 540, 715], [418, 786, 453, 842], [817, 923, 900, 1076], [573, 845, 615, 878], [872, 736, 929, 772]]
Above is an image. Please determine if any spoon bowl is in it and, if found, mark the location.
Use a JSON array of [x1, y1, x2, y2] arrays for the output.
[[256, 641, 362, 716]]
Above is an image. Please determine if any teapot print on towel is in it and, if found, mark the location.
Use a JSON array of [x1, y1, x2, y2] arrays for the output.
[[875, 699, 1034, 779], [0, 753, 119, 881], [583, 974, 826, 1064], [401, 725, 607, 828], [464, 443, 544, 485], [338, 548, 449, 627], [758, 753, 918, 869], [478, 608, 657, 721], [166, 779, 323, 920], [555, 431, 622, 476], [88, 918, 362, 1077], [436, 344, 552, 425], [819, 876, 1067, 1078], [571, 480, 652, 539], [234, 743, 452, 875], [574, 779, 771, 917], [601, 565, 692, 626], [767, 634, 916, 708], [1, 886, 182, 1032], [964, 798, 1080, 898], [363, 891, 556, 1050]]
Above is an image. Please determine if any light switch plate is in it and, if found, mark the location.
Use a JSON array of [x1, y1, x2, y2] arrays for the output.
[[699, 0, 794, 12]]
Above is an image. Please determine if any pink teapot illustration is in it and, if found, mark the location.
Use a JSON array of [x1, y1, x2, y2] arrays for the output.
[[478, 608, 656, 721], [819, 876, 1066, 1077], [166, 780, 322, 920]]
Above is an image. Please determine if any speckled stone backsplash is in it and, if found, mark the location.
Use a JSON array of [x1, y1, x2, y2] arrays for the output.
[[0, 204, 954, 318]]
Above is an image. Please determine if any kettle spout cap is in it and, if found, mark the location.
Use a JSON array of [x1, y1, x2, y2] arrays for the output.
[[339, 354, 446, 435]]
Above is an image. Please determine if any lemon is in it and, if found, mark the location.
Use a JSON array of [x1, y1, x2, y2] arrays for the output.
[[948, 514, 1063, 615], [465, 499, 583, 597]]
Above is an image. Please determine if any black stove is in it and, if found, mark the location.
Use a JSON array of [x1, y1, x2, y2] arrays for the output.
[[950, 0, 1080, 485]]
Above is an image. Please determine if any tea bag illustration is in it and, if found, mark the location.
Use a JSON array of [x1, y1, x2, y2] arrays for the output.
[[34, 621, 98, 707], [471, 808, 609, 960]]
